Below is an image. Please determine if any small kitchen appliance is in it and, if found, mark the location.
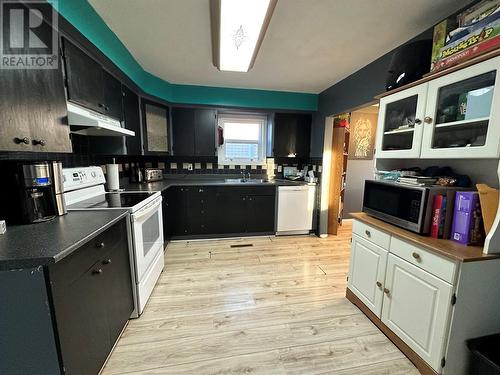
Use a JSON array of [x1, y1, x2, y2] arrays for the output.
[[144, 168, 163, 182], [63, 166, 164, 317], [0, 161, 66, 224], [363, 180, 462, 234]]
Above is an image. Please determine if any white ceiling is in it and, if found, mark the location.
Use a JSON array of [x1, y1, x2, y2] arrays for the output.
[[89, 0, 472, 94]]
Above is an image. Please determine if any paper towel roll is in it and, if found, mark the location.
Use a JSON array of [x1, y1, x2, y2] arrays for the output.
[[106, 164, 120, 191]]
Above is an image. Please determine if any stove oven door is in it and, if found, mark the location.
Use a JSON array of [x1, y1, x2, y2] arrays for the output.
[[130, 196, 164, 282]]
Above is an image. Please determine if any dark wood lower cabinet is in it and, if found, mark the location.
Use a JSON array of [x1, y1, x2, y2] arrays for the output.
[[50, 259, 111, 375], [49, 218, 133, 375], [212, 187, 247, 235], [246, 195, 276, 233], [162, 185, 276, 238], [0, 218, 133, 375]]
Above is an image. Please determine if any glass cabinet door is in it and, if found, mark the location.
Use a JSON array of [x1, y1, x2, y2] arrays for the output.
[[421, 56, 500, 158], [143, 102, 170, 153], [376, 83, 427, 159]]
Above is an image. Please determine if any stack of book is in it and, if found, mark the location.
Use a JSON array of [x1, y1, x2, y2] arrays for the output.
[[397, 176, 438, 186], [431, 194, 451, 239]]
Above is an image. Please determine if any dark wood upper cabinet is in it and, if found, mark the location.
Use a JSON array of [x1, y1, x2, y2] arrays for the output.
[[123, 85, 142, 155], [171, 107, 216, 156], [171, 107, 195, 156], [63, 38, 123, 119], [63, 38, 104, 113], [195, 109, 217, 156], [273, 113, 312, 158], [0, 16, 71, 152], [142, 100, 170, 154], [102, 70, 123, 120]]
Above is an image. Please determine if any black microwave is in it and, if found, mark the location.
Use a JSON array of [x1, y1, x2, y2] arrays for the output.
[[362, 180, 461, 234]]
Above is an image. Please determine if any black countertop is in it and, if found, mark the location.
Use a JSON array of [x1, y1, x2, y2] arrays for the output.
[[0, 210, 129, 270], [120, 176, 314, 192]]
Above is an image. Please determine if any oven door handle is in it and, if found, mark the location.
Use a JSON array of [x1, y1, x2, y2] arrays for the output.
[[131, 198, 162, 222]]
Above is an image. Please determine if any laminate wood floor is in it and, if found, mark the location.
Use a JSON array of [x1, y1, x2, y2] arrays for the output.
[[102, 222, 419, 375]]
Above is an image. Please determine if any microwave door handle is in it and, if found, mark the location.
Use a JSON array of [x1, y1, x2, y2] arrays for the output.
[[132, 199, 162, 222]]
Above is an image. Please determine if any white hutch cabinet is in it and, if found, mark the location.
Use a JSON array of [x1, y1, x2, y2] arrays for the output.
[[376, 55, 500, 159]]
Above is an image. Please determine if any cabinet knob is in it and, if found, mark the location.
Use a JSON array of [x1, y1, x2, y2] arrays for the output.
[[92, 268, 103, 275], [414, 118, 422, 124], [14, 137, 30, 145], [412, 252, 421, 261], [365, 230, 371, 237], [199, 188, 204, 193], [376, 281, 382, 288], [383, 288, 390, 295], [32, 139, 46, 146], [102, 259, 112, 265], [96, 242, 105, 248], [424, 116, 433, 124]]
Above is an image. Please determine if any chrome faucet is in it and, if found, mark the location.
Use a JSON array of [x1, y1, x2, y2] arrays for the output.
[[240, 170, 251, 182]]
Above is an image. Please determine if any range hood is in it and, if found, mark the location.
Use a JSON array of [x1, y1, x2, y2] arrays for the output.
[[67, 102, 135, 137]]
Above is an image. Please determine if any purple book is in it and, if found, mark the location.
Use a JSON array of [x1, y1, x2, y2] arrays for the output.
[[451, 192, 484, 245]]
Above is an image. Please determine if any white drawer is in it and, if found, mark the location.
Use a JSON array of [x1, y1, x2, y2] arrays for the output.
[[389, 237, 458, 284], [353, 220, 391, 250]]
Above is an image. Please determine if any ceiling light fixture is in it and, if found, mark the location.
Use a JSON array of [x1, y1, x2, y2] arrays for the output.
[[210, 0, 277, 72]]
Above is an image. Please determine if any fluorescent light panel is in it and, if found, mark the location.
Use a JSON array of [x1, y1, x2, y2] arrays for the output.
[[214, 0, 276, 72]]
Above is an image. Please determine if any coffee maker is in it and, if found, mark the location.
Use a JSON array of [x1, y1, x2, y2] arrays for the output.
[[0, 161, 67, 225]]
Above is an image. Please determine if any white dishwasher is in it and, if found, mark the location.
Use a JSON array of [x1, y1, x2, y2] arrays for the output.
[[277, 185, 316, 235]]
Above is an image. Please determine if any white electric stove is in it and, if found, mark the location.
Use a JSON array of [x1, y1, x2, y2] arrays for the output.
[[63, 166, 164, 317]]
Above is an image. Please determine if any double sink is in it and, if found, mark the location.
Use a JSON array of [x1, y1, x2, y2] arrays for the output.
[[224, 178, 268, 184]]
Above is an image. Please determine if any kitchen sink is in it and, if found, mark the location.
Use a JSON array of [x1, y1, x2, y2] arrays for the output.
[[224, 178, 267, 184]]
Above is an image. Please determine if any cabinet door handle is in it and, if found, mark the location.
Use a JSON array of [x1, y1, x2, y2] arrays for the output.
[[424, 116, 433, 124], [92, 268, 103, 275], [14, 137, 30, 145], [102, 259, 112, 265], [383, 288, 390, 295], [414, 118, 422, 124], [199, 188, 204, 193], [96, 242, 105, 248], [365, 230, 371, 237], [376, 281, 382, 288], [412, 252, 421, 261], [32, 139, 46, 146]]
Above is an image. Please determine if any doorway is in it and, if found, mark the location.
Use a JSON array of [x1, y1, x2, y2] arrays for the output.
[[319, 102, 379, 236]]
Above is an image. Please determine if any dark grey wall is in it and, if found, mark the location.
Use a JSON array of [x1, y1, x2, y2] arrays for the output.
[[311, 30, 432, 157], [311, 0, 479, 158]]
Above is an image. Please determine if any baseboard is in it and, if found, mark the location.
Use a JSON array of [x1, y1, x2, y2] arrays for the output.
[[169, 233, 275, 242]]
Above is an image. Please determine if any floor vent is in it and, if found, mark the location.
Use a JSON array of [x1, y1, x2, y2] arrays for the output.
[[230, 244, 253, 248]]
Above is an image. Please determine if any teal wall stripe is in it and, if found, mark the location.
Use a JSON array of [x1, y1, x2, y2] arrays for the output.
[[171, 84, 318, 111], [56, 0, 318, 111]]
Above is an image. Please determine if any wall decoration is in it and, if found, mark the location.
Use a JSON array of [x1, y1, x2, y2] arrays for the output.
[[348, 111, 377, 160]]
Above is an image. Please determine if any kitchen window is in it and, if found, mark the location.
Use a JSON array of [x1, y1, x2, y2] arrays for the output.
[[218, 114, 267, 165]]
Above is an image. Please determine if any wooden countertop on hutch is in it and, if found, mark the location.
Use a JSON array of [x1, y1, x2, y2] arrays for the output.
[[351, 212, 500, 262], [374, 48, 500, 99]]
